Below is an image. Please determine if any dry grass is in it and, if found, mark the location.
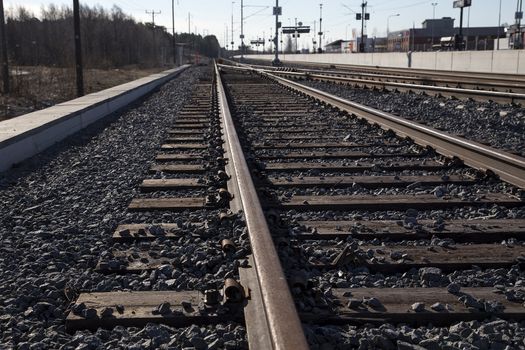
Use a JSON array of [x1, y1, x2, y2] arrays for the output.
[[0, 65, 165, 121]]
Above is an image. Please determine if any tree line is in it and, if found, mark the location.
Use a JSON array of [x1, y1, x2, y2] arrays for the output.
[[5, 4, 220, 69]]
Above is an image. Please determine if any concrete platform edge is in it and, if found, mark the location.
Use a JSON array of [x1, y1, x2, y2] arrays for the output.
[[240, 51, 525, 75], [0, 65, 190, 172]]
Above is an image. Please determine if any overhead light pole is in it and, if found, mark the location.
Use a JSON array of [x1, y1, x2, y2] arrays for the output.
[[240, 0, 245, 60], [387, 13, 400, 37], [387, 13, 399, 52], [431, 3, 438, 49], [231, 1, 235, 52], [497, 0, 502, 50]]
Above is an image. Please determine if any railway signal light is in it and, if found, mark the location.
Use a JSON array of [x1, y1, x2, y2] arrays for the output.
[[356, 13, 370, 20], [358, 1, 370, 52]]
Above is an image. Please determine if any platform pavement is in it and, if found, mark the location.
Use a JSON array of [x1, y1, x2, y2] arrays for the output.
[[0, 65, 190, 172]]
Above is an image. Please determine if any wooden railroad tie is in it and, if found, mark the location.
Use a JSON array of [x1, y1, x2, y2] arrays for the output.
[[297, 219, 525, 243]]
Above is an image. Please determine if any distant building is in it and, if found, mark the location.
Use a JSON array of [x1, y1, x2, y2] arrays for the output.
[[324, 40, 347, 53], [324, 37, 387, 53], [372, 37, 388, 52], [388, 17, 505, 52]]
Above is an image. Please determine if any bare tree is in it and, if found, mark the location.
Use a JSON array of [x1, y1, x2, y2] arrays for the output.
[[5, 4, 221, 69]]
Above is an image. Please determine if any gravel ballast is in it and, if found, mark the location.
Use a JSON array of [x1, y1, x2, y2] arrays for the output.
[[224, 69, 525, 350], [300, 80, 525, 157], [0, 67, 247, 349]]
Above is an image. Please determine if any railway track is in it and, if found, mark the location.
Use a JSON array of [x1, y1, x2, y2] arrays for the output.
[[238, 59, 525, 94], [64, 62, 525, 349], [225, 59, 525, 105]]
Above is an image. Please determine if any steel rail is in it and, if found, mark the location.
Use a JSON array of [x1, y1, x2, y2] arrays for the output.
[[214, 63, 309, 349], [242, 58, 525, 84], [322, 63, 525, 84], [219, 62, 525, 104], [219, 64, 525, 189], [223, 58, 525, 93], [285, 69, 523, 93], [215, 66, 273, 350], [269, 70, 525, 105]]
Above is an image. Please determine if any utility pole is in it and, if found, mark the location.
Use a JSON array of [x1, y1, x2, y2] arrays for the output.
[[146, 10, 160, 27], [172, 0, 176, 65], [359, 1, 366, 52], [318, 3, 323, 53], [240, 0, 245, 60], [146, 9, 161, 64], [73, 0, 84, 97], [0, 0, 9, 94], [146, 9, 161, 35], [273, 0, 281, 65]]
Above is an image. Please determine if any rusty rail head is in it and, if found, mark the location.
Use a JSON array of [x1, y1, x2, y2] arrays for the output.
[[214, 63, 309, 349]]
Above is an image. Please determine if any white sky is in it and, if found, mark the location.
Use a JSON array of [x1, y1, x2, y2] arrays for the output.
[[6, 1, 519, 50]]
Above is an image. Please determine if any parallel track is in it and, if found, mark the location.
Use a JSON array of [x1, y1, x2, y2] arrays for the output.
[[65, 63, 525, 349], [237, 58, 525, 93], [225, 59, 525, 105]]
